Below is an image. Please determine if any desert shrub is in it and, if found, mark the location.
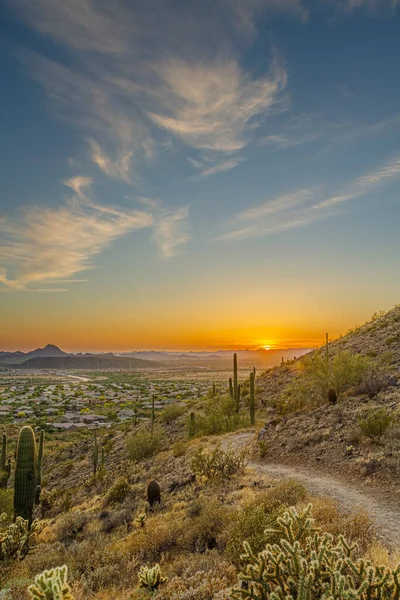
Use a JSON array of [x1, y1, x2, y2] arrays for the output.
[[14, 541, 67, 577], [126, 427, 166, 462], [278, 351, 370, 414], [160, 404, 185, 423], [359, 408, 391, 441], [310, 497, 375, 554], [355, 367, 390, 399], [226, 503, 284, 566], [100, 509, 132, 533], [257, 480, 307, 513], [55, 511, 89, 546], [191, 444, 247, 480], [181, 498, 228, 552], [231, 504, 400, 600], [172, 441, 187, 458], [0, 490, 13, 522], [67, 535, 136, 593], [194, 395, 249, 436], [121, 513, 177, 562], [105, 477, 131, 505], [155, 558, 236, 600]]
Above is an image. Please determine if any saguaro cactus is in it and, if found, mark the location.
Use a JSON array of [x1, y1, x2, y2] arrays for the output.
[[14, 426, 37, 525], [249, 372, 255, 426], [151, 395, 156, 434], [0, 433, 11, 489], [189, 411, 196, 437], [35, 430, 44, 503], [92, 432, 98, 475], [101, 447, 105, 471], [229, 378, 233, 399], [233, 353, 238, 409]]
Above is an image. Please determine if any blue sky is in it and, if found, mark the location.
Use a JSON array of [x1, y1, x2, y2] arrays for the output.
[[1, 0, 400, 350]]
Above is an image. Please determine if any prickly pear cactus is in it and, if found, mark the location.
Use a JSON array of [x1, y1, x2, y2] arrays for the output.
[[28, 565, 74, 599]]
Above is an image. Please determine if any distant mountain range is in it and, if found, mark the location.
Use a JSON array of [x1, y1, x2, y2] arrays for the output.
[[0, 344, 162, 370], [0, 344, 66, 360], [0, 344, 311, 371]]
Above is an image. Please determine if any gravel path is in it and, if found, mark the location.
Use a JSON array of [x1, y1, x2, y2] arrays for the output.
[[225, 432, 400, 549]]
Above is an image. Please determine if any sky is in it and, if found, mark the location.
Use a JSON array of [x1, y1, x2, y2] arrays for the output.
[[1, 0, 400, 352]]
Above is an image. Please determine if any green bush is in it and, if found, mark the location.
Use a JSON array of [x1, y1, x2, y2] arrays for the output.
[[55, 511, 89, 546], [126, 427, 166, 462], [160, 404, 185, 423], [190, 444, 247, 480], [278, 351, 370, 414], [359, 408, 391, 442], [0, 490, 13, 522], [105, 477, 131, 505], [193, 395, 249, 436], [226, 504, 283, 566], [231, 504, 400, 599]]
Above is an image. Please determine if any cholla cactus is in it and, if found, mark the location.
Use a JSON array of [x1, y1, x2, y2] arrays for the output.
[[138, 564, 168, 591], [134, 511, 146, 529], [231, 504, 400, 599], [0, 515, 43, 561], [28, 565, 74, 599]]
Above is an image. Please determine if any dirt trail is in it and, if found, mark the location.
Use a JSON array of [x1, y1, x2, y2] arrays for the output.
[[225, 432, 400, 549]]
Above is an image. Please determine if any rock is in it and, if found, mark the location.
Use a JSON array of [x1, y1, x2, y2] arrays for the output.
[[257, 428, 267, 440], [168, 473, 196, 492]]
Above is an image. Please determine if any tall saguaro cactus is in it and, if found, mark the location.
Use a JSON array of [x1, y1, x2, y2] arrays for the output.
[[233, 353, 238, 409], [151, 395, 156, 434], [0, 433, 11, 489], [249, 371, 255, 426], [14, 426, 37, 525], [92, 432, 98, 475]]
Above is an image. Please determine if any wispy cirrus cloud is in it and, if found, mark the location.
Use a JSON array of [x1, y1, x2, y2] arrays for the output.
[[148, 57, 286, 153], [89, 140, 133, 182], [0, 180, 190, 291], [261, 113, 400, 152], [336, 0, 399, 12], [10, 0, 295, 182], [219, 155, 400, 241]]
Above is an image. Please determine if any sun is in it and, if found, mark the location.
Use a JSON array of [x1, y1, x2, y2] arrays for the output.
[[262, 345, 272, 350]]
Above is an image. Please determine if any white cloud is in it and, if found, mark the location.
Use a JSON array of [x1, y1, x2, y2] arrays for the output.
[[235, 189, 318, 220], [64, 175, 93, 199], [199, 158, 244, 178], [219, 155, 400, 241], [10, 0, 292, 181], [151, 206, 191, 259], [148, 57, 286, 152], [338, 0, 399, 11], [0, 180, 190, 290], [89, 140, 133, 181]]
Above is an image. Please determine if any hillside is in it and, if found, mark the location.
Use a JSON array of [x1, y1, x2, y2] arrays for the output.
[[256, 305, 400, 490]]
